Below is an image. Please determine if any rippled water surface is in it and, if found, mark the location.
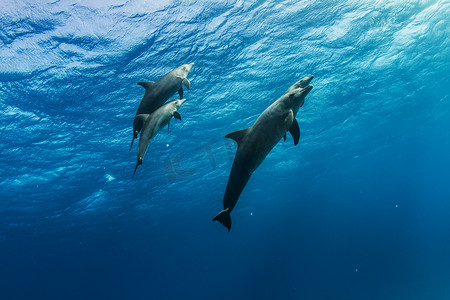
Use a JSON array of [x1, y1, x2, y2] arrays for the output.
[[1, 0, 449, 299]]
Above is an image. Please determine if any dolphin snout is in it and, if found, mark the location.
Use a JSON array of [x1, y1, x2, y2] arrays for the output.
[[302, 76, 314, 86], [186, 63, 194, 72], [290, 75, 314, 91]]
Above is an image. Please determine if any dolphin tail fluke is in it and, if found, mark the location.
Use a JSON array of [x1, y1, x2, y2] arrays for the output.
[[212, 208, 231, 231]]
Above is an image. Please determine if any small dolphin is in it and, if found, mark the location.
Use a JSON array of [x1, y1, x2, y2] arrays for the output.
[[133, 98, 186, 176], [213, 76, 314, 231], [130, 63, 194, 151]]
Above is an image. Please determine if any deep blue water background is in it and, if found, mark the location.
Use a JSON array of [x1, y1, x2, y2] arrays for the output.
[[1, 0, 450, 299]]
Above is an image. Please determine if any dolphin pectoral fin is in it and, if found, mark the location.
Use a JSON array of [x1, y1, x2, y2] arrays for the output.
[[173, 111, 181, 120], [225, 128, 249, 146], [178, 87, 183, 99], [182, 78, 191, 90], [283, 133, 286, 142], [289, 118, 300, 146], [212, 208, 231, 231], [137, 81, 156, 94]]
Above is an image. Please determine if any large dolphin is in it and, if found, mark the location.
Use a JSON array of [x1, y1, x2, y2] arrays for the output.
[[213, 76, 314, 231], [130, 63, 194, 150], [133, 98, 186, 176]]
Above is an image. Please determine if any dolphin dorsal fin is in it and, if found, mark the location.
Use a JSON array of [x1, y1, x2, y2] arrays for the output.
[[225, 128, 249, 145], [137, 81, 156, 93], [135, 114, 150, 124]]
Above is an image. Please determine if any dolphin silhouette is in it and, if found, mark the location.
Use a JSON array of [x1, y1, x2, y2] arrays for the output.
[[213, 76, 314, 231]]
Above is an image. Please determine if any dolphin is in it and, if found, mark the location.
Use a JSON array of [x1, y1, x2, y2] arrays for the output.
[[133, 98, 186, 176], [130, 63, 194, 151], [213, 76, 314, 231]]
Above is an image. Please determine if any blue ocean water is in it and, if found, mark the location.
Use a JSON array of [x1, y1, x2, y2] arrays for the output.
[[1, 0, 450, 299]]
